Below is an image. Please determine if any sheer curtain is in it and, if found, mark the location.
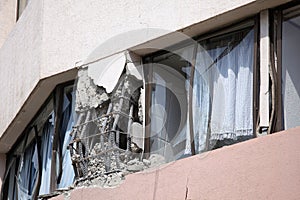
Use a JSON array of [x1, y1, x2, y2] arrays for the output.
[[191, 29, 254, 150], [210, 30, 254, 140]]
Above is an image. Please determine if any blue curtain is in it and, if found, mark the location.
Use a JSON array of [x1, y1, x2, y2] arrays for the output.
[[6, 158, 18, 200], [38, 114, 54, 195], [57, 92, 75, 189], [17, 143, 39, 199]]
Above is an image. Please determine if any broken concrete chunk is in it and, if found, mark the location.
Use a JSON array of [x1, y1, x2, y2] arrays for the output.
[[125, 51, 143, 80], [138, 89, 144, 123], [149, 154, 166, 168], [127, 163, 144, 172], [131, 122, 144, 149], [142, 159, 151, 166], [71, 62, 164, 191], [127, 159, 138, 165], [104, 173, 124, 187], [75, 67, 109, 111]]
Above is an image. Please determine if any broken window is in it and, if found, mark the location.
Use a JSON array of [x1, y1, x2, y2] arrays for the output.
[[2, 19, 259, 197], [1, 83, 75, 199], [69, 51, 149, 186]]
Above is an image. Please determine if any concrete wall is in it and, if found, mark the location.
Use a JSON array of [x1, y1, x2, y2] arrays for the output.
[[0, 0, 294, 153], [0, 0, 16, 48], [0, 0, 43, 151], [51, 127, 300, 200], [41, 0, 258, 77]]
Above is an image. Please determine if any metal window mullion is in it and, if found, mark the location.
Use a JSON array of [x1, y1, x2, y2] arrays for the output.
[[275, 10, 284, 131], [253, 15, 259, 137], [188, 44, 198, 155]]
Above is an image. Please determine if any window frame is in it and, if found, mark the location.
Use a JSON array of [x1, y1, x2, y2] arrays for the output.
[[1, 80, 75, 199], [270, 1, 300, 132], [143, 17, 260, 157]]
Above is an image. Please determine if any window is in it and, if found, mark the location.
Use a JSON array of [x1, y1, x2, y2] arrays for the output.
[[271, 2, 300, 131], [144, 20, 258, 161], [281, 4, 300, 130], [1, 82, 75, 199]]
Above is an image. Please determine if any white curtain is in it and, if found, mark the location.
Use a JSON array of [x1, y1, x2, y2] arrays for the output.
[[184, 48, 210, 154], [192, 29, 254, 145], [192, 71, 210, 153], [209, 30, 254, 140]]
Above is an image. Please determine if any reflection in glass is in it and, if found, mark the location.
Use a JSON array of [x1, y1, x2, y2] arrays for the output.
[[282, 11, 300, 129], [148, 28, 255, 162]]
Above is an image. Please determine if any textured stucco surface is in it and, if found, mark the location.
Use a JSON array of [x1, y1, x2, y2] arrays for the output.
[[40, 0, 257, 77], [0, 0, 16, 48], [0, 0, 43, 145], [52, 128, 300, 200], [0, 0, 294, 152]]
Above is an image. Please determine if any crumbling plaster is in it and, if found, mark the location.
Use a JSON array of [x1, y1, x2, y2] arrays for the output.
[[51, 127, 300, 200], [0, 0, 294, 153]]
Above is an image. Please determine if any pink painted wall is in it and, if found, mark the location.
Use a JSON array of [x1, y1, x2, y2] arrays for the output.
[[0, 154, 6, 193], [52, 127, 300, 200]]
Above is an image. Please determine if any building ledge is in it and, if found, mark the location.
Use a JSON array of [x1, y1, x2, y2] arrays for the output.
[[51, 127, 300, 200]]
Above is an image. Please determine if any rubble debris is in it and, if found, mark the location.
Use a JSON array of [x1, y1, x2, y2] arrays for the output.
[[148, 154, 166, 168], [69, 63, 166, 190], [74, 154, 166, 188], [138, 92, 144, 123]]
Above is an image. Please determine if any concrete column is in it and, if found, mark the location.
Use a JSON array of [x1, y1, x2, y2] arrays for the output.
[[259, 9, 270, 135]]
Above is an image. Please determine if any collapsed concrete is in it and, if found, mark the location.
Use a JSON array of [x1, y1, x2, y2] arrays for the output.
[[68, 52, 165, 189]]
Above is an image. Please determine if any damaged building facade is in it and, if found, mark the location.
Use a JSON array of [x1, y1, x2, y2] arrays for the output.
[[0, 0, 300, 199]]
